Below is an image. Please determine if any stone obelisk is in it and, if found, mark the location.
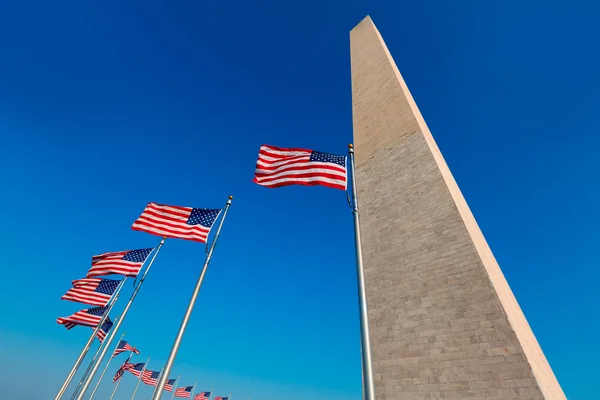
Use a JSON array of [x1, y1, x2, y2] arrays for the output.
[[350, 16, 565, 399]]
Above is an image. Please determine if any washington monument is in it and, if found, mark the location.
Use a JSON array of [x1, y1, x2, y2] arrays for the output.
[[350, 16, 565, 399]]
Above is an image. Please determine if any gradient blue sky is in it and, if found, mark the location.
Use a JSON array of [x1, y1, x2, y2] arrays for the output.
[[0, 1, 597, 399]]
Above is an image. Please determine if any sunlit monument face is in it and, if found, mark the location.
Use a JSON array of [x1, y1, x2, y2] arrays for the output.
[[350, 16, 565, 400]]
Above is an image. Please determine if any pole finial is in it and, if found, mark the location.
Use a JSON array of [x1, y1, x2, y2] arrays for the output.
[[229, 195, 233, 200], [348, 143, 353, 149]]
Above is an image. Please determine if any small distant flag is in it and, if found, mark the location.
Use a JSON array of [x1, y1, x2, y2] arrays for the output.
[[174, 386, 194, 398], [195, 391, 211, 400], [253, 144, 347, 190], [142, 370, 161, 386], [132, 202, 221, 243], [113, 340, 140, 356], [129, 363, 146, 378], [61, 278, 121, 307], [87, 248, 154, 278], [96, 316, 113, 342], [164, 378, 177, 392], [214, 396, 228, 400], [113, 356, 134, 382], [57, 306, 107, 329]]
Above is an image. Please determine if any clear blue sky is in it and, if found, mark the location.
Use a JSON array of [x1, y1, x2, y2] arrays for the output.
[[0, 1, 597, 399]]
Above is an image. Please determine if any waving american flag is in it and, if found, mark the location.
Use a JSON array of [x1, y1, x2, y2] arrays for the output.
[[253, 144, 347, 190], [61, 278, 121, 307], [87, 248, 153, 278], [132, 202, 221, 243]]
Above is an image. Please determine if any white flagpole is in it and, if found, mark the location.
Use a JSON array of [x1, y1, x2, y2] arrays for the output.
[[150, 368, 165, 399], [87, 332, 126, 399], [169, 376, 180, 400], [70, 316, 121, 400], [75, 238, 166, 400], [107, 372, 122, 400], [348, 144, 376, 400], [130, 358, 150, 400], [68, 331, 105, 400], [190, 383, 197, 400], [108, 354, 133, 400], [151, 196, 233, 400], [55, 278, 127, 400]]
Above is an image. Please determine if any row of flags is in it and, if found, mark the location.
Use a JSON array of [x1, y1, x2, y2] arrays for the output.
[[114, 357, 228, 400], [56, 143, 350, 400]]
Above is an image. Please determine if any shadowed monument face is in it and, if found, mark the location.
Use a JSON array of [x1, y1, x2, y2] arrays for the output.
[[350, 16, 566, 400]]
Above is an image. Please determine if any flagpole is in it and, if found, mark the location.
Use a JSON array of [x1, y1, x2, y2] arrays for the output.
[[87, 332, 126, 400], [151, 196, 233, 400], [55, 278, 127, 400], [150, 368, 164, 399], [108, 373, 122, 400], [131, 358, 150, 400], [348, 144, 376, 400], [68, 332, 105, 400], [75, 238, 166, 400], [70, 315, 121, 400], [169, 376, 180, 400], [190, 383, 197, 400], [108, 354, 133, 400]]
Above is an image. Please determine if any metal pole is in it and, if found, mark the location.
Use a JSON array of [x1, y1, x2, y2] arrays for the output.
[[108, 354, 133, 400], [190, 383, 197, 400], [150, 368, 164, 399], [169, 376, 180, 400], [151, 196, 233, 400], [75, 238, 166, 400], [130, 359, 150, 400], [71, 315, 121, 400], [68, 331, 105, 400], [108, 373, 122, 400], [55, 278, 127, 400], [88, 332, 126, 399], [348, 144, 376, 400]]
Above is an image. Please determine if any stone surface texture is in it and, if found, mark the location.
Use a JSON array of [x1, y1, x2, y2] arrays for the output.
[[350, 16, 565, 400]]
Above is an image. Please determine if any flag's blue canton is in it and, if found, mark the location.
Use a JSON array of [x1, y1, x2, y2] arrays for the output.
[[123, 248, 153, 263], [148, 371, 160, 378], [167, 379, 177, 384], [132, 363, 145, 371], [100, 317, 113, 331], [310, 151, 346, 167], [88, 306, 108, 316], [186, 208, 221, 227], [97, 279, 121, 295], [183, 386, 193, 392], [117, 340, 127, 349]]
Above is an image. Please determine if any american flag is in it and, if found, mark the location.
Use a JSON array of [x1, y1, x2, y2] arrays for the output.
[[113, 355, 134, 382], [142, 370, 161, 386], [132, 202, 221, 243], [113, 339, 140, 356], [214, 396, 228, 400], [87, 248, 154, 278], [96, 316, 113, 342], [57, 306, 107, 329], [253, 144, 347, 190], [61, 278, 121, 307], [195, 391, 211, 400], [174, 386, 194, 398], [164, 378, 177, 392], [129, 363, 146, 378]]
